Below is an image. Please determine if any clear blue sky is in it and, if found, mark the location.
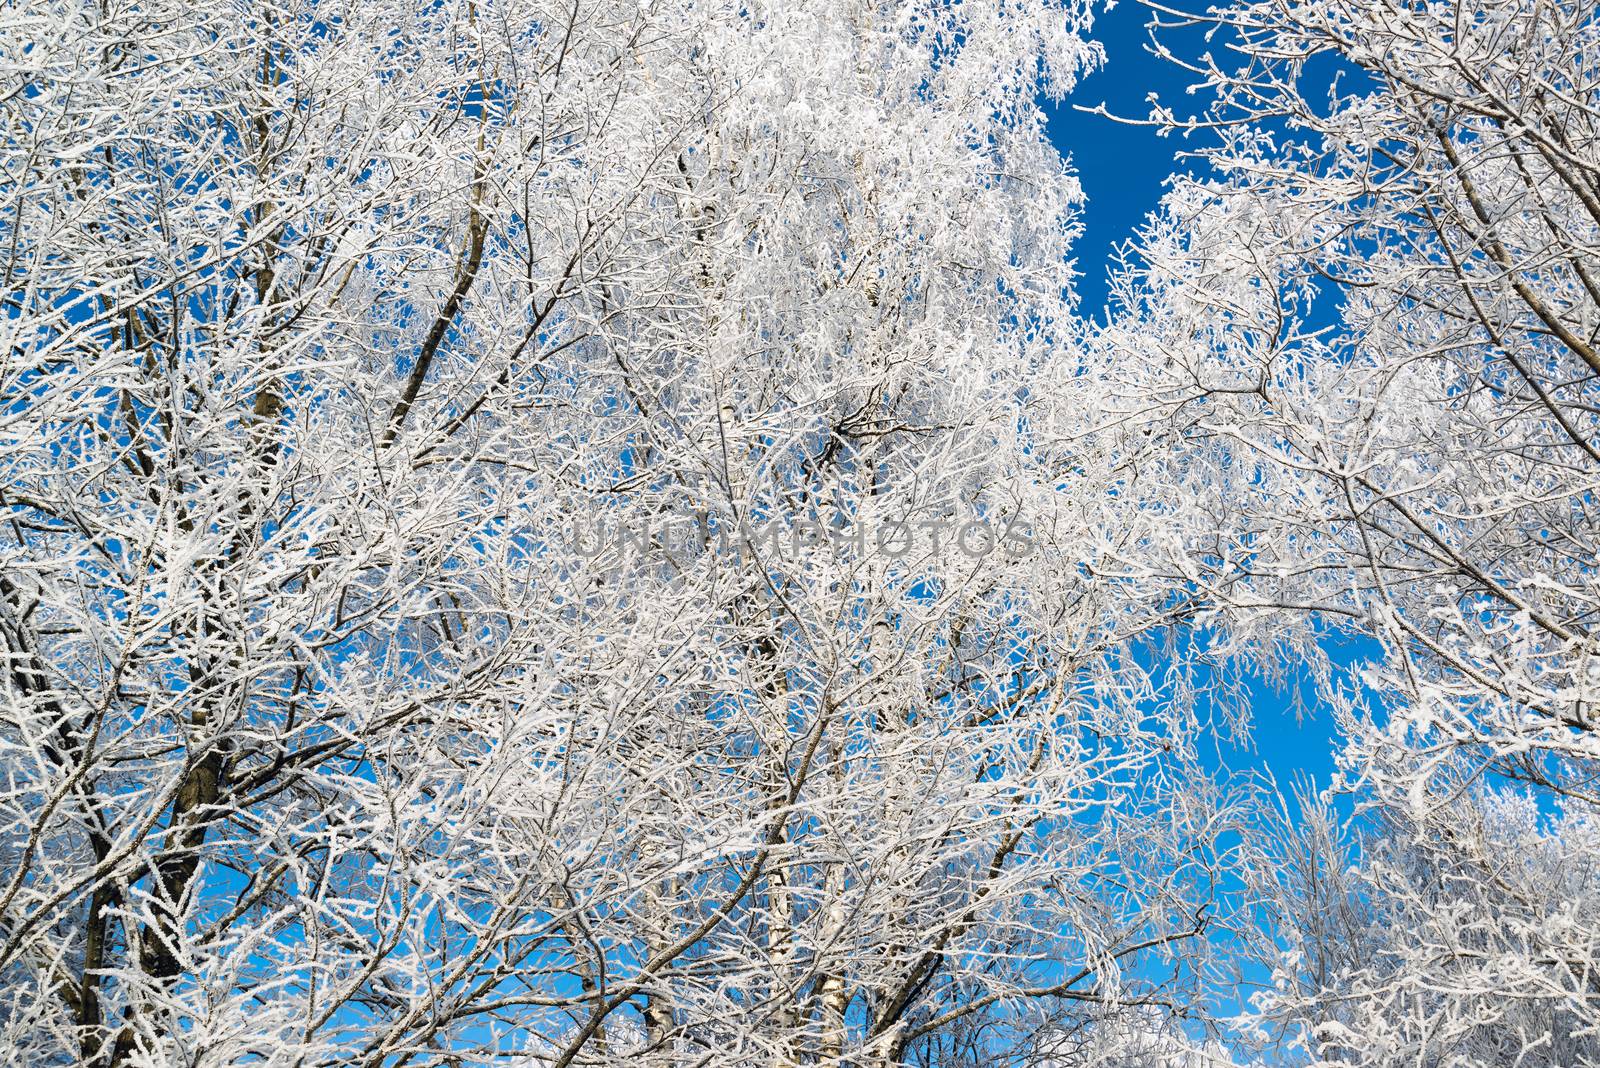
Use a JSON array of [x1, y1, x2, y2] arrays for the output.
[[1047, 3, 1349, 798], [1047, 1, 1209, 314]]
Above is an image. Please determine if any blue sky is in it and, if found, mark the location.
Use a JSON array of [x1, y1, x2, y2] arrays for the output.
[[1048, 1, 1208, 315], [1047, 4, 1350, 802]]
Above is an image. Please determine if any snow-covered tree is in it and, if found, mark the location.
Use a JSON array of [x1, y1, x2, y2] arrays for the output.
[[1239, 786, 1600, 1066], [0, 0, 1256, 1064], [1100, 0, 1600, 1061]]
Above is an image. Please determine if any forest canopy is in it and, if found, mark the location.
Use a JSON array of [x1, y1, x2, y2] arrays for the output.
[[2, 0, 1598, 1065]]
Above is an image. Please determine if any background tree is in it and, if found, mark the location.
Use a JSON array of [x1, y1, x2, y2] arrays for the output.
[[1100, 0, 1600, 1061]]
